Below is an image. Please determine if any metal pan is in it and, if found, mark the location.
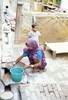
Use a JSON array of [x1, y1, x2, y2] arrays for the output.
[[6, 61, 25, 70]]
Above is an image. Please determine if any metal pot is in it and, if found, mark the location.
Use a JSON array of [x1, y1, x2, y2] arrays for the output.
[[6, 61, 25, 70]]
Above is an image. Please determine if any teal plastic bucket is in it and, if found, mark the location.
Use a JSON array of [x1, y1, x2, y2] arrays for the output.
[[10, 67, 24, 82]]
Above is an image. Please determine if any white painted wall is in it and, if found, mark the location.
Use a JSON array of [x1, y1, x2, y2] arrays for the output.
[[60, 0, 68, 11]]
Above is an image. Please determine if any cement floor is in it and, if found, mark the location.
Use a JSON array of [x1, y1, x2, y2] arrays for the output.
[[0, 39, 68, 100]]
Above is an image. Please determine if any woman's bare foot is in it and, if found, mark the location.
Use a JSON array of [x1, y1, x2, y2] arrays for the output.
[[31, 68, 47, 74], [39, 69, 47, 73], [31, 69, 36, 74]]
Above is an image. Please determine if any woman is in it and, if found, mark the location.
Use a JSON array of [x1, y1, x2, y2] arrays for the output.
[[15, 39, 47, 72]]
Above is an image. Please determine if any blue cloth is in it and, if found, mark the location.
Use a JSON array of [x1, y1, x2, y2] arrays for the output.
[[21, 50, 42, 61], [35, 50, 42, 61]]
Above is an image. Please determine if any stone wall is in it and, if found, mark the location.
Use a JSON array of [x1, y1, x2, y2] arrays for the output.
[[36, 13, 68, 43], [21, 12, 68, 43], [0, 0, 3, 39]]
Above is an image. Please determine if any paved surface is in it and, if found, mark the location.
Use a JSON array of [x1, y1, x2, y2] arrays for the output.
[[2, 42, 67, 100], [20, 83, 68, 100], [0, 32, 68, 99], [12, 43, 68, 100]]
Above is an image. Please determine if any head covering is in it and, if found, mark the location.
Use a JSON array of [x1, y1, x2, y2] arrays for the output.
[[26, 38, 38, 49]]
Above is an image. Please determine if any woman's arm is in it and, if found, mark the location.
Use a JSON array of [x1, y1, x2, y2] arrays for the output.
[[24, 61, 41, 69], [25, 60, 41, 68], [32, 60, 41, 68], [16, 56, 23, 63], [15, 51, 29, 64], [31, 50, 42, 68]]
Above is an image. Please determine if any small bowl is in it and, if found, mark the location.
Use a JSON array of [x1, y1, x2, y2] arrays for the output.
[[0, 91, 14, 100]]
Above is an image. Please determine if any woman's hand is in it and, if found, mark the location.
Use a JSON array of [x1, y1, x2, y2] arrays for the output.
[[13, 62, 16, 66], [24, 65, 32, 69]]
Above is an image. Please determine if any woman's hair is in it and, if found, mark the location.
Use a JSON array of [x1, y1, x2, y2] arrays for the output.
[[32, 23, 38, 28]]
